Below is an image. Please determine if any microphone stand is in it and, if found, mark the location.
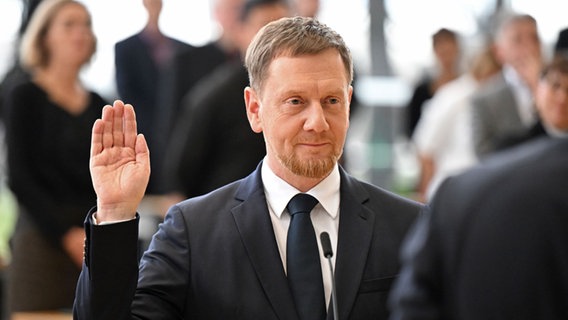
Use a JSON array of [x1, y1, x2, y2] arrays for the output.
[[320, 232, 338, 320]]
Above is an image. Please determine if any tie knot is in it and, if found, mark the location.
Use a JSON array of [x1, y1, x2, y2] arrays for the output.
[[287, 193, 319, 217]]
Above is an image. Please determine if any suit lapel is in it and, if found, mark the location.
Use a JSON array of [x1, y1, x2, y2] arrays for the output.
[[231, 166, 299, 320], [332, 170, 375, 320]]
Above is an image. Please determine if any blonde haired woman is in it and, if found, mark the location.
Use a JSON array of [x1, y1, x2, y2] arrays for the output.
[[4, 0, 106, 312]]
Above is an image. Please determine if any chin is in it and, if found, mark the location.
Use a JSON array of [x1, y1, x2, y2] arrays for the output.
[[281, 154, 338, 179]]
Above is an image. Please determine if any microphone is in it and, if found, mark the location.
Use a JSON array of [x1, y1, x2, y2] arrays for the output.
[[320, 232, 338, 320]]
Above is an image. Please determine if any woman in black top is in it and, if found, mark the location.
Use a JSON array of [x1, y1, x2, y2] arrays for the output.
[[4, 0, 106, 312]]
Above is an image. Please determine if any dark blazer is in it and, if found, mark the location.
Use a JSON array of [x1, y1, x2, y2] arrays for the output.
[[389, 137, 568, 320], [115, 33, 192, 139], [115, 33, 192, 193], [74, 165, 422, 320], [161, 62, 265, 198]]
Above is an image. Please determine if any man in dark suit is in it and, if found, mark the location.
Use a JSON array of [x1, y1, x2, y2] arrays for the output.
[[114, 0, 192, 193], [389, 137, 568, 320], [73, 17, 421, 320]]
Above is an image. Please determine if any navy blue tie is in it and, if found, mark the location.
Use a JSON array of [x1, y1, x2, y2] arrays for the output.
[[286, 193, 326, 320]]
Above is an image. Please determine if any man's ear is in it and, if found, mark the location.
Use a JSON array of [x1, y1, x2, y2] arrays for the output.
[[244, 86, 263, 133]]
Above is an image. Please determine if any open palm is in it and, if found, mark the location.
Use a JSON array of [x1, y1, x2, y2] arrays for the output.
[[90, 101, 150, 222]]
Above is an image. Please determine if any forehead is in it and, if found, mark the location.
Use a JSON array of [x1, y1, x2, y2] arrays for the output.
[[52, 3, 88, 20], [264, 50, 349, 88], [501, 20, 537, 38], [544, 70, 568, 84]]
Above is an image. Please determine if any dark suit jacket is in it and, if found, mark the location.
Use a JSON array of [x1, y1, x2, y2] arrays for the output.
[[389, 138, 568, 320], [74, 165, 422, 320], [160, 41, 235, 123], [115, 33, 192, 139], [161, 62, 265, 198], [115, 33, 192, 193]]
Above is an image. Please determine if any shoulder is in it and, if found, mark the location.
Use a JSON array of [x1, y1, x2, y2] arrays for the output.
[[6, 81, 45, 111], [341, 171, 423, 218], [435, 138, 568, 213], [115, 34, 141, 50], [169, 170, 256, 223], [471, 73, 509, 106]]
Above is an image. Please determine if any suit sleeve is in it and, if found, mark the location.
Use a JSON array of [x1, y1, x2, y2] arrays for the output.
[[388, 205, 445, 320], [74, 205, 192, 320], [73, 209, 140, 320]]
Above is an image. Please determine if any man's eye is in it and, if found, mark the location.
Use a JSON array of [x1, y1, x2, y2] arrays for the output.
[[288, 98, 302, 105], [328, 98, 340, 104]]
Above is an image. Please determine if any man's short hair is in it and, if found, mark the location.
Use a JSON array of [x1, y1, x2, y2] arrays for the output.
[[244, 16, 353, 92]]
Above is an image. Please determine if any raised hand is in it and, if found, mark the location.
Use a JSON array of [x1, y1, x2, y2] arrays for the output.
[[90, 100, 150, 222]]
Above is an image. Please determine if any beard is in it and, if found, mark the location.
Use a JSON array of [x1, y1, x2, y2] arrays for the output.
[[277, 149, 342, 179]]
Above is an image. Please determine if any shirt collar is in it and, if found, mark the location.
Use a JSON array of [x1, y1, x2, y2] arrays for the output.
[[543, 122, 568, 138], [261, 158, 340, 219]]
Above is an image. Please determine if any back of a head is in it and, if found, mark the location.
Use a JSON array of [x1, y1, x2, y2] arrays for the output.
[[245, 16, 353, 92]]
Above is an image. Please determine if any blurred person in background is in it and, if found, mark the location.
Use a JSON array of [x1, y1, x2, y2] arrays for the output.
[[160, 0, 290, 209], [3, 0, 105, 313], [153, 0, 245, 189], [412, 46, 502, 202], [405, 28, 462, 138], [114, 0, 193, 194], [471, 13, 542, 158], [495, 55, 568, 149]]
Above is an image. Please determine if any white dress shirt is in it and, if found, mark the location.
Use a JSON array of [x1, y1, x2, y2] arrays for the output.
[[503, 64, 537, 126], [261, 158, 340, 307]]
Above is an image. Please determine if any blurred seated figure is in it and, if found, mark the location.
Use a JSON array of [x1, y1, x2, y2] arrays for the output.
[[3, 0, 105, 314]]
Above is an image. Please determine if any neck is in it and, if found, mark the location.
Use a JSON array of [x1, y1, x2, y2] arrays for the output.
[[35, 62, 81, 89], [145, 16, 161, 34]]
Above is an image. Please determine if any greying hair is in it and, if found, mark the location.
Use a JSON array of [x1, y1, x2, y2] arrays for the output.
[[245, 16, 353, 92]]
